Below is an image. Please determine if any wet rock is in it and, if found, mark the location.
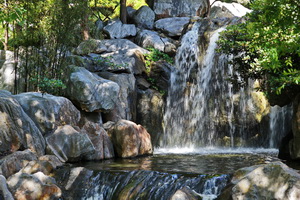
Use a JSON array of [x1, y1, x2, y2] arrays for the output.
[[39, 155, 64, 169], [0, 91, 45, 156], [7, 171, 61, 200], [81, 121, 114, 160], [135, 29, 177, 54], [0, 150, 38, 178], [288, 94, 300, 160], [231, 162, 300, 200], [133, 6, 155, 29], [137, 89, 165, 146], [210, 1, 251, 19], [46, 125, 95, 162], [97, 72, 137, 122], [154, 17, 190, 37], [152, 0, 209, 18], [0, 175, 14, 200], [15, 92, 81, 135], [171, 187, 201, 200], [65, 66, 120, 112], [148, 60, 172, 92], [103, 19, 137, 39], [107, 120, 153, 158]]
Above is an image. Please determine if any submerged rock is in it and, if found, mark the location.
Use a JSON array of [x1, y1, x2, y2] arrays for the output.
[[107, 120, 153, 158], [65, 66, 120, 112], [154, 17, 190, 37], [230, 162, 300, 200]]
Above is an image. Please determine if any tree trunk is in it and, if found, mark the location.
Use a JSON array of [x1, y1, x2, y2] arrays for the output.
[[120, 0, 127, 24]]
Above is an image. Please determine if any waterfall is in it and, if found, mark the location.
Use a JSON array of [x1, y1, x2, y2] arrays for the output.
[[161, 20, 292, 149]]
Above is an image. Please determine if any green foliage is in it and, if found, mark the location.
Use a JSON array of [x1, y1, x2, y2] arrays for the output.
[[144, 47, 174, 73], [30, 76, 66, 96], [218, 0, 300, 99]]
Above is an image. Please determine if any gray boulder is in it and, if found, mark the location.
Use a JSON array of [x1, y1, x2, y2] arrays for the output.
[[154, 17, 190, 37], [0, 175, 14, 200], [65, 66, 120, 112], [135, 29, 177, 54], [76, 39, 107, 55], [137, 89, 165, 146], [14, 92, 81, 135], [103, 19, 137, 39], [94, 19, 104, 39], [127, 6, 137, 19], [107, 120, 153, 158], [231, 162, 300, 200], [210, 1, 251, 19], [0, 91, 45, 156], [45, 125, 95, 162], [0, 150, 38, 178], [133, 6, 155, 29], [81, 121, 114, 160], [97, 72, 137, 122]]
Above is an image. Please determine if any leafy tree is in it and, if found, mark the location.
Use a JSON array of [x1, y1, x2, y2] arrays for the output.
[[218, 0, 300, 105]]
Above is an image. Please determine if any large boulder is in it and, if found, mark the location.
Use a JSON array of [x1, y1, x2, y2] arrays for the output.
[[135, 29, 177, 55], [136, 89, 165, 146], [230, 162, 300, 200], [7, 171, 61, 200], [152, 0, 209, 18], [14, 92, 81, 135], [97, 72, 137, 122], [133, 6, 155, 29], [65, 66, 120, 112], [154, 17, 190, 37], [107, 120, 153, 158], [0, 91, 45, 156], [81, 121, 114, 160], [0, 150, 38, 178], [45, 125, 95, 162], [0, 51, 16, 93], [103, 19, 137, 39]]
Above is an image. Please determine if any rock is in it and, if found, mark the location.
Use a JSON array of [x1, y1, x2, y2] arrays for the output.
[[45, 125, 95, 162], [65, 66, 120, 112], [0, 150, 38, 178], [97, 72, 137, 122], [289, 94, 300, 160], [0, 51, 16, 93], [0, 175, 14, 200], [107, 120, 153, 158], [210, 1, 251, 19], [39, 155, 64, 169], [76, 39, 107, 55], [231, 162, 300, 200], [81, 121, 114, 160], [79, 110, 103, 126], [148, 60, 172, 92], [154, 17, 190, 37], [0, 91, 45, 156], [136, 77, 151, 90], [135, 29, 177, 54], [94, 19, 104, 39], [133, 6, 155, 29], [103, 19, 137, 39], [65, 55, 93, 68], [14, 92, 81, 135], [152, 0, 209, 18], [127, 6, 137, 19], [137, 89, 165, 146], [21, 160, 54, 175], [7, 171, 61, 200], [170, 187, 201, 200]]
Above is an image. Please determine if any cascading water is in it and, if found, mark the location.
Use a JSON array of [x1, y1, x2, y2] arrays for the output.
[[161, 19, 291, 149]]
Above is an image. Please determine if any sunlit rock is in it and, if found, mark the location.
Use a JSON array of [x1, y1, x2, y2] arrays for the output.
[[0, 91, 45, 156], [103, 19, 137, 39], [170, 187, 200, 200], [45, 125, 95, 162], [65, 66, 120, 112], [154, 17, 190, 37], [210, 1, 251, 18], [107, 120, 153, 158], [14, 92, 81, 135], [231, 162, 300, 200]]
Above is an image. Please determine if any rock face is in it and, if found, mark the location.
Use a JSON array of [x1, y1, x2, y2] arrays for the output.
[[154, 17, 190, 37], [81, 121, 114, 160], [230, 162, 300, 200], [65, 66, 120, 112], [103, 19, 137, 39], [135, 29, 177, 54], [14, 92, 81, 135], [45, 125, 95, 162], [107, 120, 153, 158], [152, 0, 209, 18], [97, 72, 137, 122], [133, 6, 156, 29], [137, 89, 165, 147], [0, 91, 45, 156]]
